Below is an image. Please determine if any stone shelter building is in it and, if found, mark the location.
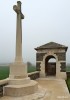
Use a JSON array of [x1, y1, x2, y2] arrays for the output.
[[35, 42, 68, 79]]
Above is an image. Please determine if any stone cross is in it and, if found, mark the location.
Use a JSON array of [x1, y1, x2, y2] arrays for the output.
[[9, 1, 27, 79], [13, 1, 24, 62]]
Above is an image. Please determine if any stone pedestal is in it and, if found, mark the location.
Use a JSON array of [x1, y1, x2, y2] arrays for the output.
[[4, 80, 38, 97], [3, 61, 38, 97], [9, 63, 27, 79]]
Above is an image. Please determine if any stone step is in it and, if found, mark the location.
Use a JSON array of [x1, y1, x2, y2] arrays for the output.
[[8, 77, 30, 85], [3, 80, 38, 97]]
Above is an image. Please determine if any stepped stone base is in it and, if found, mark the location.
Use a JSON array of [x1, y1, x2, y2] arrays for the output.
[[1, 86, 48, 100], [5, 61, 39, 97], [4, 80, 38, 97], [8, 77, 30, 85]]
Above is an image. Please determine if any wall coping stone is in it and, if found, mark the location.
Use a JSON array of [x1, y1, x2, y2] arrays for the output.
[[0, 78, 9, 85], [28, 71, 39, 75]]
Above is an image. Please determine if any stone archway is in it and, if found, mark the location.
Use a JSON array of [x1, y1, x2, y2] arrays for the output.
[[40, 53, 61, 78], [35, 42, 68, 79], [45, 55, 56, 76]]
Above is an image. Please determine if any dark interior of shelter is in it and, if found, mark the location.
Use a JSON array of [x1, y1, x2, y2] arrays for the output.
[[45, 55, 56, 76]]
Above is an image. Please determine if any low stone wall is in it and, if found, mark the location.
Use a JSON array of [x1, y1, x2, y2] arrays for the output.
[[28, 71, 40, 80], [0, 79, 9, 97], [0, 83, 8, 97], [66, 72, 70, 78]]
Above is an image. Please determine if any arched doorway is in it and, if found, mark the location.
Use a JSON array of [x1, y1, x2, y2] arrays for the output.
[[45, 55, 56, 76]]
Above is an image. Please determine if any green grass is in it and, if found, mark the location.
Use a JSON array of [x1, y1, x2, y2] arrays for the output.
[[66, 78, 70, 92], [0, 66, 9, 80], [66, 66, 70, 72], [27, 66, 36, 73], [0, 66, 36, 80]]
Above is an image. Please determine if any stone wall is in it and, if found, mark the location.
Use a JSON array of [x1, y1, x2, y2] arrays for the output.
[[28, 71, 40, 80], [36, 62, 41, 71], [55, 52, 66, 72], [0, 83, 8, 97], [36, 53, 46, 71], [55, 52, 66, 61], [36, 53, 46, 61], [60, 62, 66, 72]]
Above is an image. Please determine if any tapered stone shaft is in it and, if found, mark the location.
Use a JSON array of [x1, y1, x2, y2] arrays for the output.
[[13, 1, 24, 62]]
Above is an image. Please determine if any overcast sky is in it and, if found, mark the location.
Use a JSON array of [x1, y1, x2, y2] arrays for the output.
[[0, 0, 70, 64]]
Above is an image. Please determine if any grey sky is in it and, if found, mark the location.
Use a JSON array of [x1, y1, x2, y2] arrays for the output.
[[0, 0, 70, 64]]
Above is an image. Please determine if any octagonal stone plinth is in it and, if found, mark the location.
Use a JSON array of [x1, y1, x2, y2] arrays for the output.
[[4, 80, 38, 97]]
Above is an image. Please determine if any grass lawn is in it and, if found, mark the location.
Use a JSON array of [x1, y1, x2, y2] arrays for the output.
[[0, 66, 9, 80], [66, 66, 70, 92], [27, 66, 36, 73], [66, 78, 70, 93], [66, 66, 70, 71], [0, 66, 36, 80]]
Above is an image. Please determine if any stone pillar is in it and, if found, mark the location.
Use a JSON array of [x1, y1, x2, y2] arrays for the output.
[[40, 61, 46, 77], [15, 1, 24, 62]]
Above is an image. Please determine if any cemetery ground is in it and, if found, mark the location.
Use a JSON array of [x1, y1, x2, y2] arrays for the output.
[[0, 65, 70, 93]]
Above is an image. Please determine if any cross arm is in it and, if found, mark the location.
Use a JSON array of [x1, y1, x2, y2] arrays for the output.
[[13, 5, 20, 14], [21, 13, 24, 19], [13, 5, 24, 19]]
